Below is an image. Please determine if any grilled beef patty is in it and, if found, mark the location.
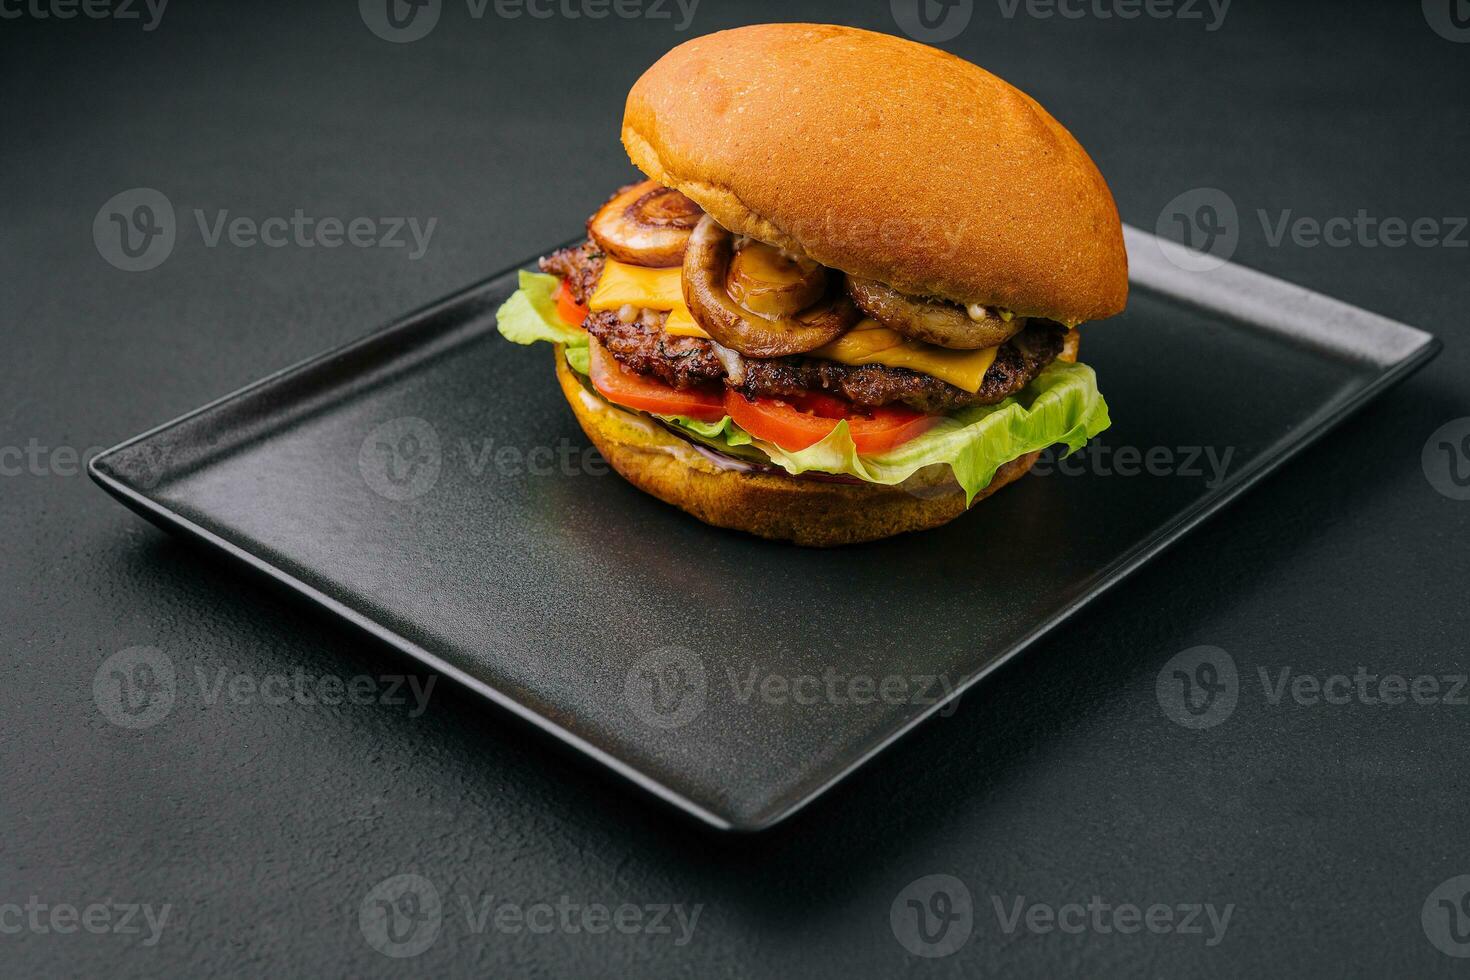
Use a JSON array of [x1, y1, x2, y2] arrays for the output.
[[540, 241, 606, 305], [586, 311, 1063, 413], [545, 240, 1065, 414]]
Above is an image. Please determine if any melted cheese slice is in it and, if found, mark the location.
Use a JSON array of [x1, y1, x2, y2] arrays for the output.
[[663, 305, 707, 337], [588, 260, 710, 338], [586, 261, 1001, 392], [588, 260, 684, 312], [812, 321, 998, 393]]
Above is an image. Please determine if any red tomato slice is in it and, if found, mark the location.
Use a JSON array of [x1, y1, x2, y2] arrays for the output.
[[588, 339, 726, 423], [724, 390, 939, 455], [784, 391, 853, 419], [555, 279, 590, 327], [848, 406, 941, 455]]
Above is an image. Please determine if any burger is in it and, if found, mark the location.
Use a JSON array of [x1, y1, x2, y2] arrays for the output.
[[496, 23, 1126, 547]]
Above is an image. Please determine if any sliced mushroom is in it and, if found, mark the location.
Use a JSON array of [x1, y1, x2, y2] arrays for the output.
[[726, 241, 827, 317], [683, 216, 858, 358], [588, 180, 704, 267], [845, 276, 1026, 350]]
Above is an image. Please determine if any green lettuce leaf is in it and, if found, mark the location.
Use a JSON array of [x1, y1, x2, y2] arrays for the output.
[[564, 345, 590, 375], [659, 362, 1109, 503], [494, 276, 1110, 502], [496, 271, 589, 350]]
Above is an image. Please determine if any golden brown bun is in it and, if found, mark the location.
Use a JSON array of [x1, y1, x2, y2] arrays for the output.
[[623, 23, 1128, 325], [555, 347, 1040, 547]]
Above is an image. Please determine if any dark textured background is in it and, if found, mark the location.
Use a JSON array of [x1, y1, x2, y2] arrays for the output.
[[3, 0, 1468, 976]]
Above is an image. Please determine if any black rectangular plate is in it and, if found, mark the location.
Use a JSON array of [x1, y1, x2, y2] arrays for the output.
[[90, 228, 1439, 831]]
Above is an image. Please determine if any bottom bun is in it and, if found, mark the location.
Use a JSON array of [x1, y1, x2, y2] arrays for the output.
[[555, 346, 1040, 547]]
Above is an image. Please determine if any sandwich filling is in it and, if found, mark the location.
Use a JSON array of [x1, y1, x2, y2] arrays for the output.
[[497, 182, 1111, 503]]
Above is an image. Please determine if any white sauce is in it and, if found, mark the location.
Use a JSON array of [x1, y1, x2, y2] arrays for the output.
[[708, 339, 747, 385]]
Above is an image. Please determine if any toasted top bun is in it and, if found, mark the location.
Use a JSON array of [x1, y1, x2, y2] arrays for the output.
[[623, 23, 1128, 325]]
